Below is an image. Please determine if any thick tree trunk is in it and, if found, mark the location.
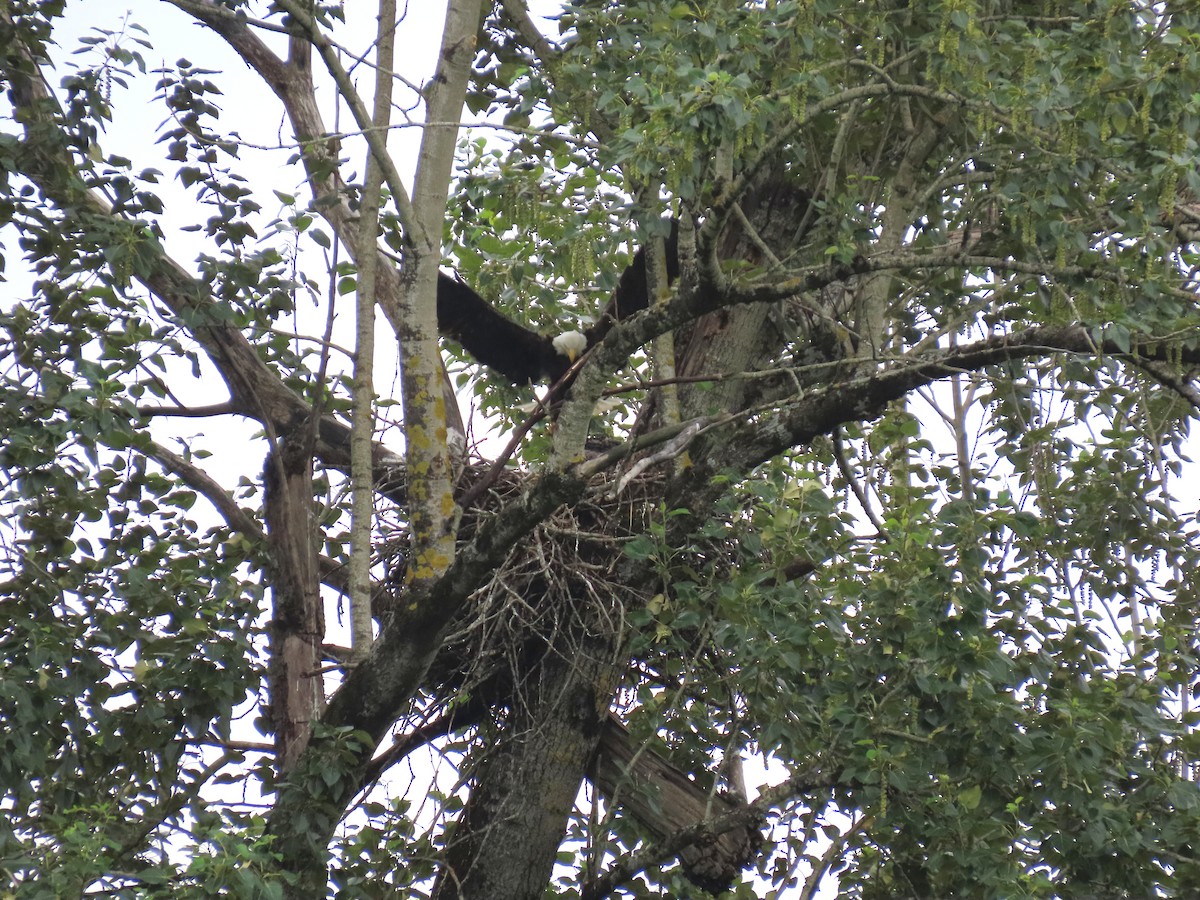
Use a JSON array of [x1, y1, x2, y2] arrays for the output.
[[432, 624, 621, 900], [677, 175, 814, 419], [264, 431, 325, 772]]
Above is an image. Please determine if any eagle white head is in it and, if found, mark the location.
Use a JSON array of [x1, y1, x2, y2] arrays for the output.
[[552, 330, 588, 363]]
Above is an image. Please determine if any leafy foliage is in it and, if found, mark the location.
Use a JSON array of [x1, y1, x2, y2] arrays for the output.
[[2, 1, 1200, 898]]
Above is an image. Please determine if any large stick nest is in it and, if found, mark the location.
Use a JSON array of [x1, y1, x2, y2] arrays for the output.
[[382, 461, 665, 712]]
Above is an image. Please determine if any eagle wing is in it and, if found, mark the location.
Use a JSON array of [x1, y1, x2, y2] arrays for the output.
[[436, 274, 565, 385]]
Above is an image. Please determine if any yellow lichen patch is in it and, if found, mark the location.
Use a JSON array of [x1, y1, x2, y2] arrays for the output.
[[404, 544, 453, 583], [408, 424, 434, 452]]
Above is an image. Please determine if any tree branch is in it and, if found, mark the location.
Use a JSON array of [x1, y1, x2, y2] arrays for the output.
[[0, 7, 419, 507], [270, 0, 424, 246], [141, 440, 264, 543], [348, 0, 398, 660], [712, 324, 1200, 475], [583, 761, 835, 900]]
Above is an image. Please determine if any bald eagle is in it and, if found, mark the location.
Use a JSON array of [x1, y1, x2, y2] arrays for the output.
[[436, 274, 585, 385], [436, 224, 678, 386]]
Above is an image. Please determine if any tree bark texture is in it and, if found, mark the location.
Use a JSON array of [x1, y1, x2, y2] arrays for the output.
[[593, 718, 762, 892], [433, 627, 622, 900], [263, 432, 325, 773]]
